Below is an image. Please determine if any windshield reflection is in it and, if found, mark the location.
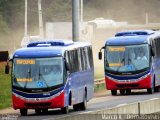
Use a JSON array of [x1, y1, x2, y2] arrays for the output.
[[105, 44, 149, 73], [12, 57, 63, 89]]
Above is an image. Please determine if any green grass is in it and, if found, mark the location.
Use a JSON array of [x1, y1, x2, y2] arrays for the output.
[[0, 62, 12, 109], [94, 67, 105, 92], [94, 83, 106, 92], [94, 66, 104, 79]]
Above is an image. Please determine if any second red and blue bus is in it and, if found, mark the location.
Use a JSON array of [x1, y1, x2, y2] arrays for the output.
[[99, 30, 160, 95]]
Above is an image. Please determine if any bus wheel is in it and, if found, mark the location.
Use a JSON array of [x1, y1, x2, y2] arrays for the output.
[[120, 90, 125, 95], [80, 91, 87, 110], [20, 109, 27, 116], [153, 80, 158, 92], [42, 109, 48, 114], [61, 106, 69, 114], [154, 87, 159, 92], [73, 104, 80, 111], [126, 89, 131, 95], [111, 90, 117, 95], [148, 81, 155, 94], [35, 109, 41, 114], [147, 88, 154, 94]]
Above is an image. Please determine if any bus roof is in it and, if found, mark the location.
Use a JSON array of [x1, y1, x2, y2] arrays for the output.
[[115, 30, 154, 37], [13, 40, 91, 58], [105, 35, 149, 46], [105, 30, 156, 46]]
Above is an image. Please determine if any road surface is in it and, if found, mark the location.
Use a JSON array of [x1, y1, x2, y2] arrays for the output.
[[16, 89, 160, 120]]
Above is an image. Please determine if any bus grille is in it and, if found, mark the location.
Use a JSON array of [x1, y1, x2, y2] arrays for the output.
[[116, 84, 139, 88], [25, 102, 51, 107]]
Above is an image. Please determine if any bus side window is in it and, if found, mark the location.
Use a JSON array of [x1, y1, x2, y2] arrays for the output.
[[80, 48, 86, 70], [154, 38, 158, 58], [88, 46, 93, 68], [78, 48, 82, 71], [74, 49, 79, 72], [67, 49, 80, 73], [84, 47, 90, 69], [65, 51, 71, 71], [67, 50, 73, 73], [157, 38, 160, 58]]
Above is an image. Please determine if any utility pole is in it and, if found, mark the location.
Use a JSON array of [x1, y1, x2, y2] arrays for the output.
[[80, 0, 83, 22], [24, 0, 28, 37], [145, 13, 149, 24], [20, 0, 28, 48], [38, 0, 44, 38], [80, 0, 83, 41], [72, 0, 80, 42]]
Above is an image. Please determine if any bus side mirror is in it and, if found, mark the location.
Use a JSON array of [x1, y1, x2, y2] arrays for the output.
[[98, 46, 105, 60], [5, 63, 9, 74], [5, 58, 12, 74], [98, 52, 102, 60]]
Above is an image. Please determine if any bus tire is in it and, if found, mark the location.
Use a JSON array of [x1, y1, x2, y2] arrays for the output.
[[80, 90, 87, 110], [120, 90, 125, 95], [42, 109, 48, 114], [154, 87, 159, 92], [69, 92, 72, 106], [126, 89, 131, 95], [111, 90, 117, 95], [148, 79, 155, 94], [20, 109, 27, 116], [61, 106, 69, 114], [73, 104, 80, 111], [35, 109, 41, 114], [153, 78, 158, 92], [147, 88, 154, 94]]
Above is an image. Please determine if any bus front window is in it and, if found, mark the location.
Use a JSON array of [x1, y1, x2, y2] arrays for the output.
[[105, 44, 149, 74], [12, 57, 63, 89]]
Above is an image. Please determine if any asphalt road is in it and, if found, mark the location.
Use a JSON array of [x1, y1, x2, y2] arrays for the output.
[[15, 89, 160, 120]]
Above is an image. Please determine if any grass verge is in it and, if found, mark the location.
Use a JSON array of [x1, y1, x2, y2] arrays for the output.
[[0, 62, 12, 109], [94, 83, 106, 92]]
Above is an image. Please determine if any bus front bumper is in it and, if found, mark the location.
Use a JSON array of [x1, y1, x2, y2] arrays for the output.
[[12, 91, 65, 110], [105, 74, 151, 90]]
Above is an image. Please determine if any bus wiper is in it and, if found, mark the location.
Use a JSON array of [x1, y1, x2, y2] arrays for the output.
[[12, 73, 21, 87], [12, 74, 17, 83], [24, 65, 31, 89], [38, 67, 42, 79], [38, 67, 50, 90]]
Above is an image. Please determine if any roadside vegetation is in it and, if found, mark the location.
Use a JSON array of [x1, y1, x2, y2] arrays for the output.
[[1, 0, 160, 52], [94, 66, 105, 92], [0, 62, 12, 109]]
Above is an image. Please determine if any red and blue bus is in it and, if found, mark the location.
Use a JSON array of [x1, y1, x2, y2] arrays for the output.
[[6, 40, 94, 116], [98, 30, 160, 95]]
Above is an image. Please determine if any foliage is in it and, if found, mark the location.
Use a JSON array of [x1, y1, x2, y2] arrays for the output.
[[0, 0, 160, 56], [0, 62, 12, 109], [42, 0, 72, 22]]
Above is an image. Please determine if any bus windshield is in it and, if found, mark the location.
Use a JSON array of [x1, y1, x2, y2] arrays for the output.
[[105, 44, 149, 74], [12, 57, 63, 89]]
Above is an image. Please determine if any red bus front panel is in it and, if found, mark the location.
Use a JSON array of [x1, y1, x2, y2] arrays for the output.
[[12, 91, 65, 109], [105, 74, 151, 90]]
